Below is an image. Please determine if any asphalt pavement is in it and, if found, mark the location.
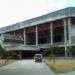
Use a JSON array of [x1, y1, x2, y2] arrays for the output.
[[0, 60, 55, 75]]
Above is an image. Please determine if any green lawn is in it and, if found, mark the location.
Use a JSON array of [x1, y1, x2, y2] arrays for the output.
[[44, 59, 75, 74]]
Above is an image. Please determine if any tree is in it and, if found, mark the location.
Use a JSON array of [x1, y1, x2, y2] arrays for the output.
[[42, 48, 51, 56], [68, 46, 75, 57], [9, 51, 19, 59], [44, 45, 60, 65], [42, 45, 54, 56], [0, 45, 5, 59]]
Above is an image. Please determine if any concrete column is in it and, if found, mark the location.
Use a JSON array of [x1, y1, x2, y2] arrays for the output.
[[64, 45, 68, 57], [63, 19, 68, 57], [36, 26, 38, 46], [14, 32, 15, 36], [68, 18, 72, 57], [68, 18, 71, 46], [50, 23, 53, 45], [24, 29, 26, 45]]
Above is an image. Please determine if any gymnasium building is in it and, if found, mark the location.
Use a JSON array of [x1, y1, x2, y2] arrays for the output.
[[0, 7, 75, 58]]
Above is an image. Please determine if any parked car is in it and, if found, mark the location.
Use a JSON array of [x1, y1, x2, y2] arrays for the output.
[[34, 54, 43, 62]]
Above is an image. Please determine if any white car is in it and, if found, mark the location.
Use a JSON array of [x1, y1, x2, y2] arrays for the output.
[[34, 54, 43, 62]]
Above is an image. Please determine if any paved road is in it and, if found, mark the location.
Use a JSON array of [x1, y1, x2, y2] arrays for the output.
[[0, 60, 55, 75]]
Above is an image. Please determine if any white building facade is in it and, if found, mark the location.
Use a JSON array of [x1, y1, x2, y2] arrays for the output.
[[0, 7, 75, 58]]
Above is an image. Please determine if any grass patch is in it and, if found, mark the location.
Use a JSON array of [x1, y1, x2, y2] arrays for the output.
[[0, 60, 16, 67], [44, 59, 75, 74]]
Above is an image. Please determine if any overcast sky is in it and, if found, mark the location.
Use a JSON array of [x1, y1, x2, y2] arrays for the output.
[[0, 0, 75, 28]]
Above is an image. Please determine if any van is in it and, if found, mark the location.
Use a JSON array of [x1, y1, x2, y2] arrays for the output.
[[34, 54, 43, 62]]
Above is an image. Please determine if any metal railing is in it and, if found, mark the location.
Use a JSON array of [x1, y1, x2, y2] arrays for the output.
[[3, 34, 23, 41]]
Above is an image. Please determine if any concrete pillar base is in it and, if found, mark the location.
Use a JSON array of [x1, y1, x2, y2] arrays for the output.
[[19, 51, 22, 59], [65, 46, 68, 57]]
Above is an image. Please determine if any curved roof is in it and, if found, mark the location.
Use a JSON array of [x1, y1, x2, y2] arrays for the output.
[[0, 7, 75, 33]]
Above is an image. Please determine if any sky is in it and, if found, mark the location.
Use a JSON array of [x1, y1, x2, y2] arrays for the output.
[[0, 0, 75, 28]]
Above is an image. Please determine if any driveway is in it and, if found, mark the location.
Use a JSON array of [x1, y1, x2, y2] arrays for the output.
[[0, 60, 55, 75]]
